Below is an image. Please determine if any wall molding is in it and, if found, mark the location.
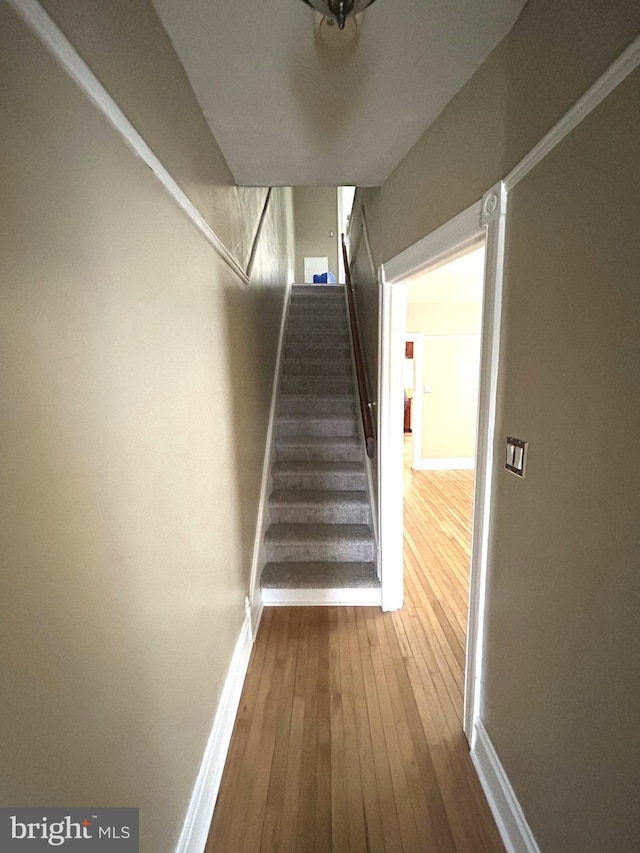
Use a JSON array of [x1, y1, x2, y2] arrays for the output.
[[384, 200, 484, 283], [175, 614, 253, 853], [245, 188, 273, 281], [413, 457, 475, 471], [262, 587, 381, 607], [360, 205, 379, 281], [8, 0, 250, 287], [376, 269, 407, 612], [471, 721, 541, 853], [505, 33, 640, 191], [247, 280, 293, 632]]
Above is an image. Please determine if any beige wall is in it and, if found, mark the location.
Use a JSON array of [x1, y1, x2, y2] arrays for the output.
[[293, 186, 339, 282], [419, 336, 480, 460], [38, 0, 270, 268], [407, 302, 482, 337], [381, 0, 640, 262], [0, 4, 293, 853], [407, 300, 482, 461], [482, 68, 640, 852], [350, 2, 640, 850]]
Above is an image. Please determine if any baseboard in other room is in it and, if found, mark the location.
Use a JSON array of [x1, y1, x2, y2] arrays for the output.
[[175, 614, 253, 853], [262, 587, 381, 607], [471, 720, 540, 853], [413, 457, 475, 471]]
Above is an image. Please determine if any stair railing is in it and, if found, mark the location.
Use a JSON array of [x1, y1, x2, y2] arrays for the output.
[[341, 234, 376, 459]]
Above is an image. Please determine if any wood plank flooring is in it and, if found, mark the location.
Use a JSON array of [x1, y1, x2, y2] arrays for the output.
[[206, 440, 503, 852]]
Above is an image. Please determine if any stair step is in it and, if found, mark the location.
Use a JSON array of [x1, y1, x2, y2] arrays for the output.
[[275, 435, 361, 462], [291, 285, 345, 297], [277, 413, 358, 437], [278, 395, 356, 416], [272, 461, 366, 491], [268, 490, 370, 524], [281, 376, 354, 395], [265, 524, 375, 562], [281, 358, 353, 377], [286, 330, 350, 344], [261, 561, 379, 589], [284, 343, 351, 359], [289, 298, 346, 311], [287, 321, 349, 335]]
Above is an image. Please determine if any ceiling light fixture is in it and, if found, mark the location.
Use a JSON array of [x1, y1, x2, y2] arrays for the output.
[[300, 0, 378, 30]]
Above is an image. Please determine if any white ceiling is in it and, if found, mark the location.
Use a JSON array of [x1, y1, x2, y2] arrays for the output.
[[152, 0, 526, 187]]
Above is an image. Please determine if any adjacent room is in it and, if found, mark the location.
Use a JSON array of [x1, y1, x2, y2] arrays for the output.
[[403, 245, 485, 722]]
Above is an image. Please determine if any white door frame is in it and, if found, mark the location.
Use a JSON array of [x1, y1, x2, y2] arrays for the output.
[[378, 184, 507, 741]]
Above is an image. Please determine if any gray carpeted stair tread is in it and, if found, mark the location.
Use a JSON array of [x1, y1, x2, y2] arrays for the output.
[[265, 523, 375, 562], [259, 283, 376, 594], [261, 561, 379, 589], [277, 415, 358, 437], [285, 344, 351, 359], [275, 435, 360, 449], [281, 358, 353, 376], [289, 301, 346, 311], [291, 284, 345, 295], [281, 379, 354, 396], [286, 331, 350, 343], [265, 523, 373, 543], [272, 461, 364, 475], [269, 488, 367, 504], [275, 437, 361, 462]]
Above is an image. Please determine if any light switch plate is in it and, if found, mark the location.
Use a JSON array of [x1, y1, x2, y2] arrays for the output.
[[505, 436, 527, 477]]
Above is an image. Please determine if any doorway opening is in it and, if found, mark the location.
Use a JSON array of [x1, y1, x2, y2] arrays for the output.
[[377, 188, 507, 741], [405, 246, 484, 472], [402, 245, 485, 727]]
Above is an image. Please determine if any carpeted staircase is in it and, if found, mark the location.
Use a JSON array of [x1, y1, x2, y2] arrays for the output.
[[260, 284, 380, 604]]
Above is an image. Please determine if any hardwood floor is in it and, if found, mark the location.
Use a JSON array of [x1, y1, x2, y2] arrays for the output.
[[206, 439, 503, 852]]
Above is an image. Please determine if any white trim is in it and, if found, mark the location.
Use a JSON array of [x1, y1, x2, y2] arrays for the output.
[[342, 280, 379, 553], [248, 281, 293, 630], [337, 189, 345, 284], [8, 0, 250, 287], [384, 200, 484, 283], [245, 188, 273, 281], [364, 441, 379, 556], [382, 187, 504, 736], [262, 587, 381, 606], [413, 457, 475, 470], [377, 270, 406, 612], [175, 613, 253, 853], [505, 33, 640, 190], [360, 205, 379, 281], [471, 720, 541, 853], [464, 183, 507, 738]]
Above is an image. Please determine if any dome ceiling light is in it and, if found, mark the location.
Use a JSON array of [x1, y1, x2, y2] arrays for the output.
[[300, 0, 378, 30]]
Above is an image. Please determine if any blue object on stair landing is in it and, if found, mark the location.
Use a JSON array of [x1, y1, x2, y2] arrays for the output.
[[313, 272, 336, 283]]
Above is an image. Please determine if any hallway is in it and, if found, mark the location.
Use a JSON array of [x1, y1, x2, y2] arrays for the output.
[[207, 452, 501, 851]]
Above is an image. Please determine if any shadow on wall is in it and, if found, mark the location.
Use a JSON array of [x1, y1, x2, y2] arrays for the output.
[[221, 188, 294, 584]]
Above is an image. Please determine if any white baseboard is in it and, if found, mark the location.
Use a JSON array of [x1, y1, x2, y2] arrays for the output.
[[413, 457, 475, 470], [471, 720, 540, 853], [262, 587, 381, 606], [175, 614, 253, 853]]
